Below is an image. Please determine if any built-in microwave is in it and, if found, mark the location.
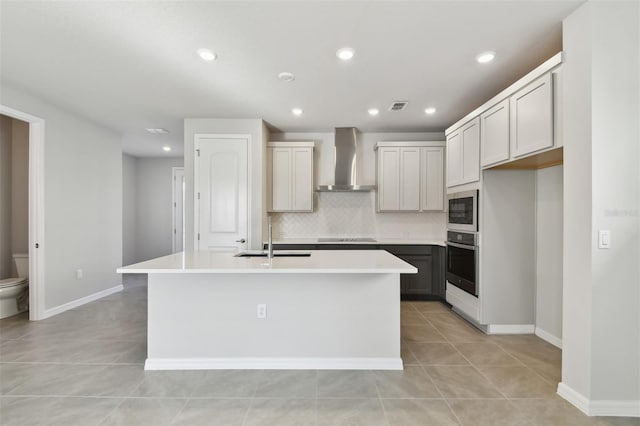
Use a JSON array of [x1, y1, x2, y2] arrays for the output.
[[447, 190, 478, 232]]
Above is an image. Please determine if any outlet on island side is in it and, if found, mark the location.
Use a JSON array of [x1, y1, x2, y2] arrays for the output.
[[257, 304, 267, 319], [76, 269, 83, 280]]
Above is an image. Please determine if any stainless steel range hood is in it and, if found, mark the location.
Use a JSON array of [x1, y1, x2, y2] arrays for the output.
[[317, 127, 375, 192]]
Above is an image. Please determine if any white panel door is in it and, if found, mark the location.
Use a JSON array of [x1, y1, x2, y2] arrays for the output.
[[461, 117, 480, 184], [195, 136, 248, 252], [510, 73, 554, 157], [292, 148, 313, 211], [378, 147, 400, 211], [481, 99, 510, 167], [421, 147, 444, 211], [446, 130, 462, 187], [172, 167, 185, 253], [400, 147, 420, 211]]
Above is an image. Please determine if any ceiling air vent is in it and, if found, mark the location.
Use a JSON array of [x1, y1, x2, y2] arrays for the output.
[[389, 101, 409, 111]]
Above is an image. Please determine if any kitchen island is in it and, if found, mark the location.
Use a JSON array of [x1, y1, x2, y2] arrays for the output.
[[117, 250, 416, 371]]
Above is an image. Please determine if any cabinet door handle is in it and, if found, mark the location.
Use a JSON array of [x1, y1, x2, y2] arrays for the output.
[[235, 238, 246, 243]]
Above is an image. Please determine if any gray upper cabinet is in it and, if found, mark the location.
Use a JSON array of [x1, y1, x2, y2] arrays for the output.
[[480, 99, 510, 167], [510, 73, 554, 158]]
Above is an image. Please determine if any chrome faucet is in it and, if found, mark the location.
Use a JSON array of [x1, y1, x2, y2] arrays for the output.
[[267, 216, 273, 259]]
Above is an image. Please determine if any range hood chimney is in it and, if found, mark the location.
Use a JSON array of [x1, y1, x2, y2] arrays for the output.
[[317, 127, 375, 192]]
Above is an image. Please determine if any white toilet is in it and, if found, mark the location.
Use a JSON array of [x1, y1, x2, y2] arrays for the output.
[[0, 253, 29, 319]]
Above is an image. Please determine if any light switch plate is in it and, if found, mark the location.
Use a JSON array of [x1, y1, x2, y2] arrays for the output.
[[598, 230, 611, 249]]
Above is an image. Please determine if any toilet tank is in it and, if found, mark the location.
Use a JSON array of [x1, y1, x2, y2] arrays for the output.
[[12, 254, 29, 278]]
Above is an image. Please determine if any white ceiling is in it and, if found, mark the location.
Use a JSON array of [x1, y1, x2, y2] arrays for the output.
[[0, 1, 583, 157]]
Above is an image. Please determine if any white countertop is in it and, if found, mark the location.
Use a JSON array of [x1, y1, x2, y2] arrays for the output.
[[271, 238, 446, 246], [117, 250, 418, 274]]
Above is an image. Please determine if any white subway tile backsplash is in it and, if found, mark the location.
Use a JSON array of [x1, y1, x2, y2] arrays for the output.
[[271, 192, 446, 240]]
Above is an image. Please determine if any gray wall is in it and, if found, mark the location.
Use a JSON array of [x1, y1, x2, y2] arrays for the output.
[[535, 165, 563, 344], [1, 84, 123, 311], [135, 157, 183, 262], [122, 155, 183, 264], [122, 154, 138, 265], [0, 115, 12, 278], [562, 0, 639, 407]]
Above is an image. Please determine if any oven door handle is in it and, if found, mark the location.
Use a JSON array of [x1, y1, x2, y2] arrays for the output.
[[446, 241, 478, 250]]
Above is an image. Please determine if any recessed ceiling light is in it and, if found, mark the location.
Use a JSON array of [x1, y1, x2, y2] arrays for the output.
[[476, 51, 496, 64], [162, 146, 172, 152], [368, 108, 379, 116], [424, 107, 437, 115], [146, 128, 169, 134], [336, 47, 355, 61], [278, 72, 295, 82], [197, 48, 217, 61], [291, 108, 303, 116]]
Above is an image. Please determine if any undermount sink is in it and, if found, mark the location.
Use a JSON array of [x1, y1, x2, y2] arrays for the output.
[[317, 237, 377, 243], [234, 251, 311, 258]]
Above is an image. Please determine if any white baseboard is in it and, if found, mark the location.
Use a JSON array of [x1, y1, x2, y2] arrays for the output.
[[43, 284, 123, 319], [486, 324, 535, 334], [535, 327, 563, 348], [558, 382, 640, 417], [145, 357, 404, 371], [557, 382, 590, 415], [589, 400, 640, 417]]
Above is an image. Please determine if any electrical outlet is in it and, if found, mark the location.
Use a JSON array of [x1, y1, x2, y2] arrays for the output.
[[257, 304, 267, 319], [76, 269, 83, 279]]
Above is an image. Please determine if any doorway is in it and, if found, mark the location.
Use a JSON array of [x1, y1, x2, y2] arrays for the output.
[[172, 167, 185, 253], [0, 105, 45, 321]]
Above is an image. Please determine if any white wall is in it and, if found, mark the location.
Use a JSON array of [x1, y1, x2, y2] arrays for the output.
[[270, 131, 447, 240], [561, 1, 640, 413], [11, 118, 29, 257], [135, 157, 183, 262], [1, 84, 123, 311], [0, 115, 12, 277], [183, 119, 268, 250], [122, 154, 138, 265], [535, 165, 563, 345]]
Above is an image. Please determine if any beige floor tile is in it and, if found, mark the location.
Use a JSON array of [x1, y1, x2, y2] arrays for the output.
[[401, 310, 428, 326], [131, 370, 205, 398], [432, 322, 490, 343], [0, 396, 61, 425], [254, 370, 317, 398], [191, 370, 263, 398], [317, 371, 378, 398], [499, 341, 562, 366], [244, 398, 316, 426], [99, 398, 187, 426], [171, 398, 251, 426], [374, 365, 441, 398], [317, 398, 387, 426], [453, 342, 523, 366], [407, 342, 470, 366], [381, 399, 459, 426], [448, 399, 531, 425], [510, 398, 603, 426], [401, 324, 447, 342], [528, 361, 562, 385], [424, 366, 503, 399], [401, 343, 420, 366], [413, 301, 452, 314], [478, 366, 556, 398], [48, 397, 123, 426]]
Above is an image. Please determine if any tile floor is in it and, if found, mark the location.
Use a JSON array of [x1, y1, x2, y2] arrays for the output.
[[0, 275, 638, 426]]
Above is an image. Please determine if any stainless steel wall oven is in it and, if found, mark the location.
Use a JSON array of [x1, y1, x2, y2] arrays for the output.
[[446, 230, 478, 297]]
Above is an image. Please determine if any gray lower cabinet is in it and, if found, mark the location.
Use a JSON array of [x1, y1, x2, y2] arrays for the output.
[[270, 243, 445, 300]]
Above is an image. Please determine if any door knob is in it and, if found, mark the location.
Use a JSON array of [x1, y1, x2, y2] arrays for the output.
[[236, 238, 246, 243]]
